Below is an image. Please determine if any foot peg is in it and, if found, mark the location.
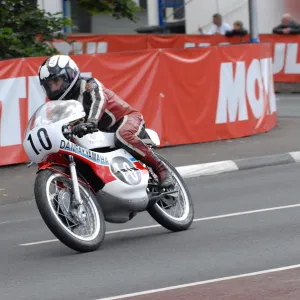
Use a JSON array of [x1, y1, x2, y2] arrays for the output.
[[147, 189, 179, 209]]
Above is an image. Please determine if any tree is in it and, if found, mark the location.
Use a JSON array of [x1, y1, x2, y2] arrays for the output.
[[77, 0, 142, 22], [0, 0, 71, 59], [0, 0, 141, 59]]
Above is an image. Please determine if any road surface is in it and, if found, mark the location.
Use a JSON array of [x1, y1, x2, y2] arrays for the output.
[[1, 163, 300, 299]]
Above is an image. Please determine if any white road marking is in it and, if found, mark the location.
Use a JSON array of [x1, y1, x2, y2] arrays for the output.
[[95, 263, 300, 300], [19, 239, 60, 246], [289, 151, 300, 162], [19, 203, 300, 246], [177, 160, 238, 178]]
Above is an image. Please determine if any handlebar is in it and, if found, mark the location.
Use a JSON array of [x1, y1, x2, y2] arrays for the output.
[[63, 127, 73, 135], [62, 124, 98, 139]]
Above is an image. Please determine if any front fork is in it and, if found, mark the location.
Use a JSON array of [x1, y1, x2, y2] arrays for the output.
[[68, 155, 86, 223], [69, 155, 82, 205]]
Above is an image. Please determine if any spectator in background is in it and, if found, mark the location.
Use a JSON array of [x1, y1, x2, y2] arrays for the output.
[[225, 20, 248, 37], [273, 13, 300, 34], [199, 13, 232, 35]]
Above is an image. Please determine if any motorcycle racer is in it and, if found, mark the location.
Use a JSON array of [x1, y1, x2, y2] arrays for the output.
[[38, 54, 174, 189]]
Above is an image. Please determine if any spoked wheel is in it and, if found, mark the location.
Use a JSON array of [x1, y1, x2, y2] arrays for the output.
[[147, 153, 194, 231], [34, 167, 106, 252]]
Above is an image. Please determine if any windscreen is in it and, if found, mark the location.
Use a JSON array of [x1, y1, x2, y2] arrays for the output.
[[24, 100, 85, 136]]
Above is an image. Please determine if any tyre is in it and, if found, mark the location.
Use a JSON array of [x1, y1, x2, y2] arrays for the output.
[[34, 166, 106, 253], [147, 153, 194, 231]]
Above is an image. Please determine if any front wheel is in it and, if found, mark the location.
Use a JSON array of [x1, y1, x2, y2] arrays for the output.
[[147, 153, 194, 232], [34, 167, 106, 253]]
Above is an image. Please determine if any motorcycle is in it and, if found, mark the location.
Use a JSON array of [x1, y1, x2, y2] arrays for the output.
[[23, 100, 194, 253]]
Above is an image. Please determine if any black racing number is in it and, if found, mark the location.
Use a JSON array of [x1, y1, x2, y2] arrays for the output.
[[27, 128, 52, 155], [37, 128, 52, 150], [110, 157, 142, 185], [27, 134, 39, 155]]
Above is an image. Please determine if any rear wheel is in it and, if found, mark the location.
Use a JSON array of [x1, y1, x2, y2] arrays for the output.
[[147, 153, 194, 231], [34, 167, 106, 253]]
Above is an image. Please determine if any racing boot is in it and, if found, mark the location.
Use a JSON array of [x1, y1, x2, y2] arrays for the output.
[[140, 149, 174, 189], [153, 161, 174, 189]]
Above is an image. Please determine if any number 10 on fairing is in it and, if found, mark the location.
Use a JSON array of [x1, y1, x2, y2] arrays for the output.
[[27, 128, 52, 155]]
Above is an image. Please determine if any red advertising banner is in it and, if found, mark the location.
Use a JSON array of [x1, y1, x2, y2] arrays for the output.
[[49, 33, 300, 82], [0, 43, 276, 166]]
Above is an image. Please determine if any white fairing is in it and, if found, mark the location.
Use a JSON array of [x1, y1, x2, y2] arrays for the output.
[[73, 131, 116, 149], [23, 100, 86, 164], [99, 148, 149, 201], [22, 100, 155, 204], [145, 128, 160, 146]]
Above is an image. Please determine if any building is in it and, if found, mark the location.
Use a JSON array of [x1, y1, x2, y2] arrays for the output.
[[36, 0, 300, 34]]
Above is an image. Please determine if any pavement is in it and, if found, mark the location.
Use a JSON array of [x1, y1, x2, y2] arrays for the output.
[[1, 163, 300, 299], [1, 94, 300, 205]]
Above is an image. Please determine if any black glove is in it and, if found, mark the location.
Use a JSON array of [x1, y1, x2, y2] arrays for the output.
[[72, 122, 98, 138]]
